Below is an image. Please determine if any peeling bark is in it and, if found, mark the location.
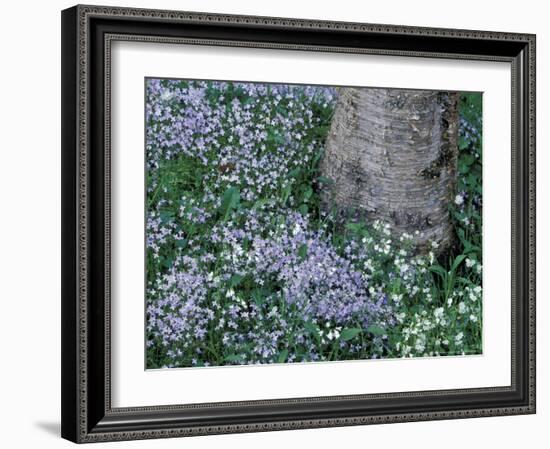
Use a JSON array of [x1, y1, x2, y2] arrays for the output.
[[320, 88, 459, 253]]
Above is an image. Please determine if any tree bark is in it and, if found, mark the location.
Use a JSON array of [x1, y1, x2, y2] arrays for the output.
[[320, 88, 459, 253]]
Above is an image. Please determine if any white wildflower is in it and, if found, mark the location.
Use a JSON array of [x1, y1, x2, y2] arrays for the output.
[[392, 294, 403, 304], [434, 307, 444, 321]]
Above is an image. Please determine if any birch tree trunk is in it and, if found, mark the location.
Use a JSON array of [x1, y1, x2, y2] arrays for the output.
[[320, 88, 459, 253]]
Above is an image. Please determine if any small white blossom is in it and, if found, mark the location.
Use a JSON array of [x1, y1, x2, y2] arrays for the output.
[[415, 341, 426, 352]]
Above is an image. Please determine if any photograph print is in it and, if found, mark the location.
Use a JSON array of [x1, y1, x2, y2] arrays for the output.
[[145, 78, 483, 369]]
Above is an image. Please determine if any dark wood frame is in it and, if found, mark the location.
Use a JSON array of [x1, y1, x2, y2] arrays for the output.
[[61, 4, 536, 443]]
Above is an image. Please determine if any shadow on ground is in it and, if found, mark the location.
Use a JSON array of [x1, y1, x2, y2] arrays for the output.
[[35, 421, 60, 437]]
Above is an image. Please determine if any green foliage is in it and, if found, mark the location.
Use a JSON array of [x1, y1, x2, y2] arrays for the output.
[[220, 186, 241, 221], [340, 328, 362, 341], [146, 84, 483, 367]]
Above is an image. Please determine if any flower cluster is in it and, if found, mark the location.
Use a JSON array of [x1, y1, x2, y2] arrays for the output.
[[146, 79, 335, 203], [147, 207, 394, 366]]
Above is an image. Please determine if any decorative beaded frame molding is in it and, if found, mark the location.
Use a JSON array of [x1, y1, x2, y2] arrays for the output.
[[61, 4, 536, 444]]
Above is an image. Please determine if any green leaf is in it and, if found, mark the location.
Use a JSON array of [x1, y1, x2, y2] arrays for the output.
[[458, 233, 480, 255], [317, 176, 335, 185], [251, 288, 272, 305], [429, 265, 447, 278], [366, 325, 385, 336], [312, 150, 324, 167], [345, 223, 363, 234], [339, 328, 362, 341], [460, 154, 476, 166], [159, 210, 175, 222], [451, 254, 468, 272], [298, 243, 308, 260], [304, 321, 321, 338], [229, 274, 244, 287], [288, 168, 302, 178], [277, 349, 288, 364], [281, 185, 292, 204], [220, 186, 240, 220], [224, 354, 242, 363], [161, 257, 174, 269], [302, 186, 313, 202], [458, 135, 469, 150], [298, 204, 309, 216], [467, 173, 479, 186], [175, 238, 187, 248], [277, 105, 289, 118], [252, 198, 269, 211], [267, 129, 285, 145]]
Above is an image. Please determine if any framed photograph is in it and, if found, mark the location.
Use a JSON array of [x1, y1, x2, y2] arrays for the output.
[[61, 4, 536, 443]]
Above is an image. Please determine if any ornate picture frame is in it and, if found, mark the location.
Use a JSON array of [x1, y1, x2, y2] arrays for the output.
[[61, 4, 536, 443]]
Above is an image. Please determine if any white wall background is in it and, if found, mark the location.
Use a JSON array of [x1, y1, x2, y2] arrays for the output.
[[0, 0, 546, 447]]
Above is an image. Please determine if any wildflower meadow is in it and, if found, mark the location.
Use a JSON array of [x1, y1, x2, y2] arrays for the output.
[[145, 79, 483, 369]]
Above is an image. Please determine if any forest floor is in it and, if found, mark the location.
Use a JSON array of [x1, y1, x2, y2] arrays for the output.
[[145, 79, 483, 368]]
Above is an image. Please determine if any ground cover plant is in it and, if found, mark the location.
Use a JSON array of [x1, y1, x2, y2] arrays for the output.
[[145, 78, 483, 368]]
